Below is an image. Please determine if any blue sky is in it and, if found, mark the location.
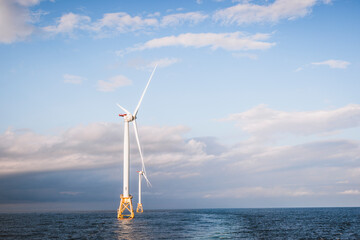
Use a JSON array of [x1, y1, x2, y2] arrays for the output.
[[1, 0, 360, 212]]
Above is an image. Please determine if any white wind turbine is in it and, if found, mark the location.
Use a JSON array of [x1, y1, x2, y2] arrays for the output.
[[136, 169, 152, 213], [116, 65, 156, 219]]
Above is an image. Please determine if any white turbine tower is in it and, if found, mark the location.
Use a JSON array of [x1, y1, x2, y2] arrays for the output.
[[117, 65, 156, 219]]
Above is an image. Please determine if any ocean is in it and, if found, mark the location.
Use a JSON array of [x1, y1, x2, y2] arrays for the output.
[[1, 208, 359, 239]]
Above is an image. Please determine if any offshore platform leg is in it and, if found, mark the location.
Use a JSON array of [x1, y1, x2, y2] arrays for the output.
[[117, 195, 134, 219], [136, 203, 143, 213]]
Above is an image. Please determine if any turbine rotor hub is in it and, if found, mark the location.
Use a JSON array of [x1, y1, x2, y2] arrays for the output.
[[124, 114, 135, 122]]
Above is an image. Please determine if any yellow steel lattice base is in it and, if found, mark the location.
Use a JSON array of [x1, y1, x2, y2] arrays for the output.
[[117, 195, 134, 219], [136, 203, 143, 213]]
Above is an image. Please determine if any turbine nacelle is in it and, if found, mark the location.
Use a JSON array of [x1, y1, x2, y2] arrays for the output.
[[119, 113, 135, 122], [137, 170, 151, 187]]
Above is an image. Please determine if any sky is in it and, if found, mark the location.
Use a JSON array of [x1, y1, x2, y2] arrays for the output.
[[0, 0, 360, 212]]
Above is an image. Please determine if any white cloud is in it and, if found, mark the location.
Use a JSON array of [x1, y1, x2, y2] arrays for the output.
[[311, 59, 350, 69], [0, 0, 39, 43], [223, 139, 360, 174], [91, 12, 158, 33], [43, 12, 158, 36], [147, 58, 180, 68], [161, 12, 208, 26], [126, 57, 180, 70], [223, 104, 360, 137], [339, 189, 360, 195], [213, 0, 320, 25], [97, 75, 132, 92], [43, 12, 91, 35], [63, 74, 86, 84], [43, 11, 209, 37], [147, 12, 161, 18], [122, 32, 275, 54]]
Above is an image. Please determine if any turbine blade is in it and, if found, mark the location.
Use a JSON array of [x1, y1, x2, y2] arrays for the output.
[[116, 103, 130, 115], [143, 172, 152, 187], [133, 64, 157, 117], [133, 120, 147, 175]]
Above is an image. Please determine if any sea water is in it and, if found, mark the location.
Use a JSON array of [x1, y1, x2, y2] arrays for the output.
[[1, 208, 359, 239]]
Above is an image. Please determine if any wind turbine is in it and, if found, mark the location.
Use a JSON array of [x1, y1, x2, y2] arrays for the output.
[[117, 65, 156, 219], [136, 169, 151, 213]]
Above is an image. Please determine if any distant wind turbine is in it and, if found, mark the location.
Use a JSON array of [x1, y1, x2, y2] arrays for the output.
[[116, 65, 156, 219], [136, 169, 152, 213]]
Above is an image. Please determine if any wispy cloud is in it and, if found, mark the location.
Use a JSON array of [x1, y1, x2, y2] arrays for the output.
[[339, 189, 360, 195], [97, 75, 132, 92], [120, 32, 275, 54], [16, 0, 41, 7], [43, 12, 159, 37], [147, 58, 180, 68], [43, 11, 207, 38], [311, 59, 350, 69], [322, 0, 332, 4], [126, 57, 180, 70], [223, 139, 360, 174], [222, 104, 360, 138], [91, 12, 158, 33], [336, 180, 349, 184], [63, 74, 86, 84], [213, 0, 329, 25], [161, 12, 208, 26], [231, 0, 251, 3]]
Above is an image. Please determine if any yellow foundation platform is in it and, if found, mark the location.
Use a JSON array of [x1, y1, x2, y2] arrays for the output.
[[136, 203, 143, 213], [117, 195, 134, 219]]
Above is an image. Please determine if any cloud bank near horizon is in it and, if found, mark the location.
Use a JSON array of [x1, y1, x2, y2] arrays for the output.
[[1, 104, 359, 209]]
